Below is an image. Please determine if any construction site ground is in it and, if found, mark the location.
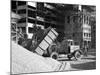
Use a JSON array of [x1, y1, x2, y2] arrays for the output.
[[57, 50, 96, 71], [11, 41, 96, 74]]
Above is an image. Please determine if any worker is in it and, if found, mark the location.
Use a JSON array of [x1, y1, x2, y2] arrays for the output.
[[18, 28, 24, 45], [84, 45, 88, 56]]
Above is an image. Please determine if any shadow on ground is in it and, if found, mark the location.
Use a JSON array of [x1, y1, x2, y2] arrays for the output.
[[71, 61, 96, 70]]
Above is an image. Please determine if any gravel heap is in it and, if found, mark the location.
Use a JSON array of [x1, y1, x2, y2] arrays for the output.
[[11, 41, 61, 74]]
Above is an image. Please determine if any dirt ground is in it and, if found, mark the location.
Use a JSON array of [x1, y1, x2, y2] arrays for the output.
[[58, 50, 96, 71]]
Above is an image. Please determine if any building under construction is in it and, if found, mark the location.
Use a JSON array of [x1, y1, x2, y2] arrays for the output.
[[11, 0, 96, 48]]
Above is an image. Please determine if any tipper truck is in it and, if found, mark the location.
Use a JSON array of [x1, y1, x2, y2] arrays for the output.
[[19, 27, 82, 60]]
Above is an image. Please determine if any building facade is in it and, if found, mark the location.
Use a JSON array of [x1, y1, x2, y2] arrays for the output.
[[11, 1, 65, 40], [64, 5, 91, 48], [11, 1, 95, 48]]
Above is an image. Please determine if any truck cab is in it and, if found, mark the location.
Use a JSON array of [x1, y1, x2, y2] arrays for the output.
[[48, 39, 82, 60], [67, 39, 82, 60], [67, 39, 80, 53]]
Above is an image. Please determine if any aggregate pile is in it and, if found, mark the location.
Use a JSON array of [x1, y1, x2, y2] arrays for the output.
[[11, 41, 63, 74]]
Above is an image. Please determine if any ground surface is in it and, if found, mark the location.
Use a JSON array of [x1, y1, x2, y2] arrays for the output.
[[12, 41, 96, 74], [57, 49, 96, 71]]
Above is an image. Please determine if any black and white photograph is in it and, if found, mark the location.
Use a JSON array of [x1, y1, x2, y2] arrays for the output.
[[11, 0, 96, 74]]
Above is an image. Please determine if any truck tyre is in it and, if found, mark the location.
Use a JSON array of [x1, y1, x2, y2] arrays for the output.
[[48, 44, 57, 54], [67, 54, 73, 60], [74, 51, 82, 60], [50, 52, 58, 60]]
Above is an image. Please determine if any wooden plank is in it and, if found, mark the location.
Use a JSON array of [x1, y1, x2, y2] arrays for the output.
[[48, 31, 56, 40], [44, 35, 53, 44], [39, 40, 49, 51], [51, 28, 58, 36], [35, 47, 44, 55]]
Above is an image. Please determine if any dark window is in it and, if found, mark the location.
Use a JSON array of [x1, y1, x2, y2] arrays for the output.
[[84, 33, 86, 37], [11, 1, 17, 10], [28, 10, 36, 18], [28, 27, 33, 33], [37, 3, 44, 11], [84, 33, 88, 37], [87, 33, 89, 37], [18, 9, 26, 14], [67, 16, 70, 23], [18, 1, 26, 6], [37, 20, 44, 25], [73, 16, 78, 23], [18, 18, 26, 23], [89, 33, 91, 37], [28, 18, 36, 23], [45, 22, 51, 28], [21, 27, 26, 33], [69, 41, 72, 45], [28, 5, 36, 10], [37, 11, 44, 18], [12, 9, 16, 13]]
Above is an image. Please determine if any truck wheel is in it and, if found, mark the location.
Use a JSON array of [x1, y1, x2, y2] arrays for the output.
[[50, 52, 58, 60], [67, 54, 73, 60], [74, 51, 82, 60]]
